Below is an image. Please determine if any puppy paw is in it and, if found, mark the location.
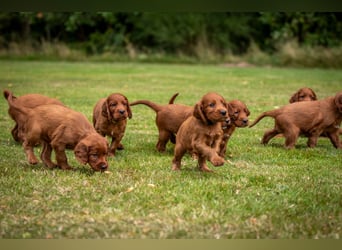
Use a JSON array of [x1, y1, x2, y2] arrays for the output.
[[117, 143, 124, 150], [171, 163, 181, 171], [210, 156, 225, 166], [59, 165, 73, 170], [200, 166, 213, 172], [28, 157, 39, 165]]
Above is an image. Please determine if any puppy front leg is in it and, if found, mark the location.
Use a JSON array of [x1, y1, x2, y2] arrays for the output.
[[307, 135, 319, 148], [198, 156, 213, 172], [53, 145, 72, 170], [326, 131, 342, 149], [109, 133, 124, 156], [172, 144, 186, 171], [194, 143, 225, 167], [41, 142, 57, 169]]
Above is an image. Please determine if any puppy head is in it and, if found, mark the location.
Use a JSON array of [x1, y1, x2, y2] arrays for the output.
[[289, 87, 317, 103], [334, 91, 342, 113], [228, 100, 250, 127], [221, 103, 233, 129], [193, 92, 228, 124], [74, 133, 109, 171], [102, 93, 132, 122]]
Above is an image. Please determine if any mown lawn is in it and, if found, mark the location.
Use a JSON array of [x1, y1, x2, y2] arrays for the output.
[[0, 60, 341, 239]]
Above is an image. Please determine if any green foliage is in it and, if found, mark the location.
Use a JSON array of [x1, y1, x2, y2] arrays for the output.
[[0, 60, 341, 238], [0, 12, 341, 60]]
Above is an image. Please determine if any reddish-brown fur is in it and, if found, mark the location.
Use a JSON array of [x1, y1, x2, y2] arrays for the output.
[[130, 93, 193, 152], [3, 90, 65, 142], [249, 92, 342, 149], [5, 91, 109, 171], [289, 87, 342, 137], [93, 93, 132, 156], [219, 100, 250, 157], [289, 87, 317, 103], [172, 92, 229, 172]]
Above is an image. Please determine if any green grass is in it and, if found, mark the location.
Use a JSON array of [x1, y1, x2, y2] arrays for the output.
[[0, 60, 341, 239]]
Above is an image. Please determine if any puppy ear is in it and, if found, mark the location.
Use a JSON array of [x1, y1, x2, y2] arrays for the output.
[[245, 107, 250, 116], [289, 92, 298, 103], [102, 100, 112, 120], [74, 141, 89, 164], [226, 103, 234, 117], [310, 88, 317, 100], [193, 103, 207, 123], [334, 92, 342, 113]]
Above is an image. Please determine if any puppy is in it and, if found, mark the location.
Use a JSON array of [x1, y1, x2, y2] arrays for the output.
[[6, 91, 109, 171], [3, 90, 65, 142], [249, 91, 342, 149], [172, 92, 229, 172], [130, 93, 193, 152], [289, 87, 317, 103], [289, 87, 342, 137], [93, 93, 132, 156], [219, 100, 250, 157]]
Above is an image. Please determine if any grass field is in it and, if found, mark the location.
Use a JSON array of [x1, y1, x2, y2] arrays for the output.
[[0, 60, 341, 239]]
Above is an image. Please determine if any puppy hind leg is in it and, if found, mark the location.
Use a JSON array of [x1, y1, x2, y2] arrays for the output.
[[23, 140, 38, 165], [262, 129, 279, 145], [283, 128, 299, 149], [156, 130, 171, 152], [11, 124, 20, 142], [40, 142, 57, 169], [326, 132, 341, 149]]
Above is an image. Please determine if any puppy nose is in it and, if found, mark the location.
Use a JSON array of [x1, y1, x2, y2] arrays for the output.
[[220, 110, 227, 116], [100, 164, 108, 170], [243, 118, 249, 124], [119, 109, 126, 115]]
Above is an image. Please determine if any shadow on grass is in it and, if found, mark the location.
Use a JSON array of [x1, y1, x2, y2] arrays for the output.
[[19, 161, 99, 176]]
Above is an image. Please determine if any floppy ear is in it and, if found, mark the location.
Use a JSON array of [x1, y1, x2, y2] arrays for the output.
[[193, 102, 207, 123], [74, 141, 89, 165], [101, 100, 112, 120], [334, 92, 342, 113], [245, 107, 250, 116], [226, 103, 234, 117], [126, 97, 133, 119], [289, 92, 298, 103], [310, 88, 317, 100]]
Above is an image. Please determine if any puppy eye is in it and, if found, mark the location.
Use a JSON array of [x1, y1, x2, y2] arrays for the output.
[[209, 103, 215, 107], [90, 154, 98, 159], [110, 103, 117, 107]]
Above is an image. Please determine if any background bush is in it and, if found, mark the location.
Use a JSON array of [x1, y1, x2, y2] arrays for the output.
[[0, 12, 342, 67]]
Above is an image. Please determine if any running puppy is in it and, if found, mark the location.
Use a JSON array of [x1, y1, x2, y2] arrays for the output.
[[172, 92, 229, 172], [219, 100, 250, 157], [249, 91, 342, 149]]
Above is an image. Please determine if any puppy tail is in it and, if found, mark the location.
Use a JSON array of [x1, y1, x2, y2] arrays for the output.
[[168, 93, 179, 104], [3, 89, 16, 100], [129, 100, 162, 112], [249, 110, 280, 128], [4, 89, 29, 116]]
